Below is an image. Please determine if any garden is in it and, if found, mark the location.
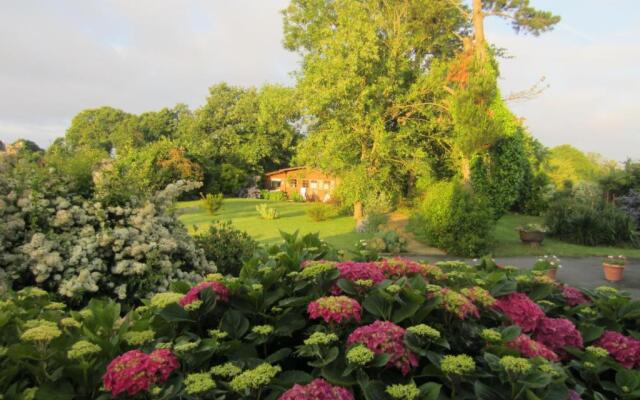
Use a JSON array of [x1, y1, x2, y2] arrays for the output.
[[2, 0, 640, 399]]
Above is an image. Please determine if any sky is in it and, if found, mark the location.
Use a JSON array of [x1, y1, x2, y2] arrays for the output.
[[0, 0, 638, 161]]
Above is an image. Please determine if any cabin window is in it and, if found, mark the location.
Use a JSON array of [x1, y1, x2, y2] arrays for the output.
[[302, 180, 309, 188], [271, 179, 282, 189], [310, 180, 318, 189], [323, 181, 330, 190], [290, 179, 297, 188]]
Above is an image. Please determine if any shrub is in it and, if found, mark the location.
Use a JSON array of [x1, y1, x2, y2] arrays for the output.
[[306, 203, 335, 221], [411, 180, 494, 256], [361, 212, 388, 233], [200, 192, 224, 214], [0, 176, 214, 307], [545, 196, 637, 246], [256, 203, 278, 219], [261, 190, 286, 201], [194, 221, 257, 276], [290, 192, 305, 202], [616, 189, 640, 226], [2, 256, 639, 399]]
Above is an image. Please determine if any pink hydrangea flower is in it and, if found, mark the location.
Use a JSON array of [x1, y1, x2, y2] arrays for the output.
[[279, 378, 355, 400], [508, 334, 559, 362], [331, 262, 386, 294], [561, 286, 590, 307], [103, 349, 179, 397], [347, 320, 418, 375], [596, 330, 640, 369], [377, 258, 429, 278], [307, 296, 362, 324], [568, 390, 582, 400], [180, 281, 230, 306], [534, 317, 583, 355], [440, 288, 480, 320], [493, 292, 545, 332]]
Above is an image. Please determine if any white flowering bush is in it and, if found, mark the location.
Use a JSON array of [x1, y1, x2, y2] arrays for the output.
[[1, 152, 214, 306]]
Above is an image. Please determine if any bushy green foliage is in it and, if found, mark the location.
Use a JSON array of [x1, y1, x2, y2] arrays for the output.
[[2, 253, 638, 399], [361, 213, 389, 233], [200, 192, 224, 215], [306, 203, 335, 221], [256, 203, 278, 220], [472, 132, 528, 217], [545, 145, 608, 188], [194, 221, 257, 276], [260, 190, 286, 201], [545, 195, 637, 247], [289, 192, 305, 202], [411, 180, 495, 256]]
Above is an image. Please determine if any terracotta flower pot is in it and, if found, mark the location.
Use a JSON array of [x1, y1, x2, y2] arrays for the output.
[[518, 230, 545, 247], [602, 263, 624, 282], [546, 268, 558, 280]]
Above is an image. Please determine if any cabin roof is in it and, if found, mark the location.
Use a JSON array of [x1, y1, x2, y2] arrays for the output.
[[264, 166, 307, 176]]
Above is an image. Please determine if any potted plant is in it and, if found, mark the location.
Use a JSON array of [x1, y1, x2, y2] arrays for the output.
[[602, 255, 626, 282], [533, 255, 562, 280], [517, 223, 547, 247]]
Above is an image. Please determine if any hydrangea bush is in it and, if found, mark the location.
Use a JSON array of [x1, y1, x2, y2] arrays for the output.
[[1, 255, 640, 399]]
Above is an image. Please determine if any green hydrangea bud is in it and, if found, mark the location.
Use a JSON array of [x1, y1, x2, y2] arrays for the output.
[[407, 324, 441, 340], [184, 372, 216, 394], [184, 300, 203, 311], [586, 346, 609, 358], [44, 302, 66, 311], [480, 328, 502, 343], [122, 330, 155, 346], [208, 329, 229, 340], [500, 356, 532, 375], [68, 340, 101, 360], [538, 363, 560, 378], [441, 354, 475, 376], [229, 364, 281, 392], [150, 292, 183, 308], [60, 317, 81, 329], [386, 284, 402, 294], [21, 324, 62, 343], [174, 341, 199, 353], [304, 332, 339, 346], [385, 383, 420, 400], [354, 279, 374, 287], [346, 345, 375, 366], [252, 325, 274, 336], [211, 362, 242, 378]]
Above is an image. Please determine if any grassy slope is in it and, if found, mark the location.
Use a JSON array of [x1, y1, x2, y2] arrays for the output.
[[177, 198, 371, 250], [492, 213, 640, 258]]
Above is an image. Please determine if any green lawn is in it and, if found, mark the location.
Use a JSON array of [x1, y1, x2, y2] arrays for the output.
[[492, 213, 640, 258], [177, 198, 370, 250]]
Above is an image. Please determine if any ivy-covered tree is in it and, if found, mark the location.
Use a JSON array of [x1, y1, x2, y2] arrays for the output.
[[438, 0, 561, 183], [284, 0, 465, 217]]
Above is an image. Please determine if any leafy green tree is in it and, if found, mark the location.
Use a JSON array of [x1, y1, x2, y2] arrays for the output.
[[545, 144, 608, 188], [284, 0, 465, 217], [64, 106, 140, 153], [179, 83, 300, 194]]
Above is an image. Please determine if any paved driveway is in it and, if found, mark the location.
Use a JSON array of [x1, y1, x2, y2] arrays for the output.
[[409, 255, 640, 298]]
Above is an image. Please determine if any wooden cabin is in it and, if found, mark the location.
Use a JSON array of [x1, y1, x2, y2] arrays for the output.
[[264, 167, 337, 202]]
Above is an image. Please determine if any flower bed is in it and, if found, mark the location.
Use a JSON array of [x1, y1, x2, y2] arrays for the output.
[[1, 257, 640, 399]]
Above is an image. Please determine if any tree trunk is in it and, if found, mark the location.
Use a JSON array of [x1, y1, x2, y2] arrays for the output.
[[472, 0, 486, 57], [353, 201, 364, 220], [460, 157, 471, 185]]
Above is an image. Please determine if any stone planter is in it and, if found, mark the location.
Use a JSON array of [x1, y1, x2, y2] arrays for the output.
[[518, 230, 545, 247], [602, 263, 625, 282]]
